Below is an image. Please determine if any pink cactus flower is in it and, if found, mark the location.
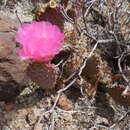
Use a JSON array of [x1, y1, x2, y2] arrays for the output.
[[16, 21, 64, 61]]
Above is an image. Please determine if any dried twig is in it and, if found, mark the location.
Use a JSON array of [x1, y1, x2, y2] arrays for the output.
[[50, 113, 55, 130], [118, 52, 130, 96], [82, 3, 96, 41], [59, 5, 74, 24], [84, 0, 97, 17], [1, 0, 7, 8], [95, 124, 109, 129], [15, 10, 22, 25], [57, 107, 86, 114]]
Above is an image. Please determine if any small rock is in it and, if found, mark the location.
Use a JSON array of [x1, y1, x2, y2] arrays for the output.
[[34, 123, 43, 130], [61, 113, 73, 121], [26, 109, 38, 125], [95, 116, 109, 126], [58, 94, 74, 111]]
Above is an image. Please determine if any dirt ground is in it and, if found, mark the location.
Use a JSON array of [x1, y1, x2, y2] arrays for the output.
[[0, 0, 130, 130]]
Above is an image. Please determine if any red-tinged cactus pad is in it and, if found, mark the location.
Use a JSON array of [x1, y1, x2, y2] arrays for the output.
[[33, 1, 65, 31], [106, 85, 130, 106], [27, 62, 59, 90]]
